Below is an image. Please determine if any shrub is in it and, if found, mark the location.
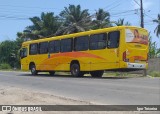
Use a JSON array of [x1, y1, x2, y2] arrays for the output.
[[0, 63, 11, 70], [149, 71, 160, 77]]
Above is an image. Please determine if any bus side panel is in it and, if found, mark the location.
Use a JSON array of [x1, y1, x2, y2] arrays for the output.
[[33, 52, 91, 71], [88, 50, 119, 71], [119, 28, 127, 69], [36, 54, 50, 71], [89, 29, 124, 71]]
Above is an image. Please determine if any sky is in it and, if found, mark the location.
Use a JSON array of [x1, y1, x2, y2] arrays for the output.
[[0, 0, 160, 47]]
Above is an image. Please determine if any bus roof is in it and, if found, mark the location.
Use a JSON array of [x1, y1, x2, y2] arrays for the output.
[[22, 26, 147, 46]]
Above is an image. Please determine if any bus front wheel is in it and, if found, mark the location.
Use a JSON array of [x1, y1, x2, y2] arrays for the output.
[[30, 64, 38, 75], [70, 63, 84, 77], [90, 70, 104, 77]]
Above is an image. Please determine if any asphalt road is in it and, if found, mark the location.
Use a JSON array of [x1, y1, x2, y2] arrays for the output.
[[0, 71, 159, 105]]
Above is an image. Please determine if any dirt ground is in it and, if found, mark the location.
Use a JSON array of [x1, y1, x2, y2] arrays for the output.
[[0, 86, 159, 114], [0, 85, 91, 105]]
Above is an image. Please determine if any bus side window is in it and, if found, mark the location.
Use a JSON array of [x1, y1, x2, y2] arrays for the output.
[[61, 38, 73, 52], [29, 43, 38, 55], [74, 36, 89, 51], [49, 40, 60, 53], [90, 33, 107, 50], [54, 40, 61, 53], [39, 42, 48, 54], [107, 31, 120, 48]]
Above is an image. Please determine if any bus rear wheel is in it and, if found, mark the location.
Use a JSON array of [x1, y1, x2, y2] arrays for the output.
[[70, 63, 84, 77], [30, 64, 38, 75], [90, 70, 104, 77]]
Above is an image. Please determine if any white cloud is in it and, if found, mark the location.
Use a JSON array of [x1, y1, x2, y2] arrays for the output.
[[132, 0, 152, 9]]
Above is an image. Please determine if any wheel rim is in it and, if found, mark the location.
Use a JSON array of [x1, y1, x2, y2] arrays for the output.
[[31, 67, 36, 73], [72, 67, 78, 75], [71, 65, 79, 76]]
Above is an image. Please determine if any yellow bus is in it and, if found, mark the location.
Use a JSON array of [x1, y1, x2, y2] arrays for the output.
[[20, 26, 149, 77]]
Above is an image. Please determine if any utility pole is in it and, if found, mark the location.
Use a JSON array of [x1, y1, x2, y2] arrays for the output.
[[140, 0, 144, 28], [140, 0, 147, 76]]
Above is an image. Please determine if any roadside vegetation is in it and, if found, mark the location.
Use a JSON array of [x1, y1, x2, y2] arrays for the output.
[[148, 71, 160, 77], [0, 63, 11, 70], [0, 4, 160, 72]]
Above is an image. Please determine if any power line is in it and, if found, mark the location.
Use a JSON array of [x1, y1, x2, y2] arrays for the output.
[[0, 7, 60, 15], [103, 0, 126, 12], [0, 10, 60, 18], [107, 3, 121, 11], [111, 13, 136, 17], [111, 9, 136, 15], [144, 13, 156, 20], [0, 4, 63, 10], [0, 1, 144, 22], [133, 0, 140, 6], [0, 15, 29, 20], [103, 0, 120, 9]]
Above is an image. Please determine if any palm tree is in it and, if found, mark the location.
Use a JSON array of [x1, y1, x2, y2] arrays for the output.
[[149, 33, 156, 58], [55, 5, 92, 35], [18, 12, 61, 40], [148, 32, 160, 58], [92, 9, 111, 29], [153, 14, 160, 37], [115, 18, 131, 26]]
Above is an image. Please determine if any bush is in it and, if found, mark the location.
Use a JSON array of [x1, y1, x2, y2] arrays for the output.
[[149, 71, 160, 77], [0, 63, 11, 70]]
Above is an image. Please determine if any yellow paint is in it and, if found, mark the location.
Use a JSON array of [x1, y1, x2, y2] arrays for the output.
[[20, 26, 149, 72]]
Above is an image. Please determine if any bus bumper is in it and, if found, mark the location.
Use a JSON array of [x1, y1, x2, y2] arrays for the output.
[[127, 62, 148, 69]]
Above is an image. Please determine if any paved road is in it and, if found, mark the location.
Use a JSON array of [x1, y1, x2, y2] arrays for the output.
[[0, 71, 159, 105]]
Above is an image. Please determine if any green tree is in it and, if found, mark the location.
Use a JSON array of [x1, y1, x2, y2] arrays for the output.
[[14, 38, 24, 68], [149, 34, 156, 58], [18, 12, 61, 40], [92, 8, 111, 29], [156, 48, 160, 57], [148, 33, 160, 58], [115, 18, 131, 26], [0, 40, 16, 67], [153, 14, 160, 37], [55, 4, 92, 35], [0, 38, 23, 68]]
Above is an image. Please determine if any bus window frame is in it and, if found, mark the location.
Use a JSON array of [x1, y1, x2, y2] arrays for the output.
[[107, 31, 120, 49], [29, 43, 39, 55], [39, 42, 49, 54], [74, 35, 89, 51], [60, 38, 73, 53], [89, 33, 107, 50], [49, 40, 61, 53]]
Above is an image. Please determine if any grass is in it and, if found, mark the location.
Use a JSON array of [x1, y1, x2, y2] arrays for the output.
[[148, 71, 160, 77], [0, 63, 11, 70], [1, 68, 159, 78]]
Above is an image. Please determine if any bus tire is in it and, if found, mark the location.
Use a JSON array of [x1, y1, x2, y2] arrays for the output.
[[49, 71, 55, 76], [30, 64, 38, 75], [90, 70, 104, 77], [70, 63, 84, 77]]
